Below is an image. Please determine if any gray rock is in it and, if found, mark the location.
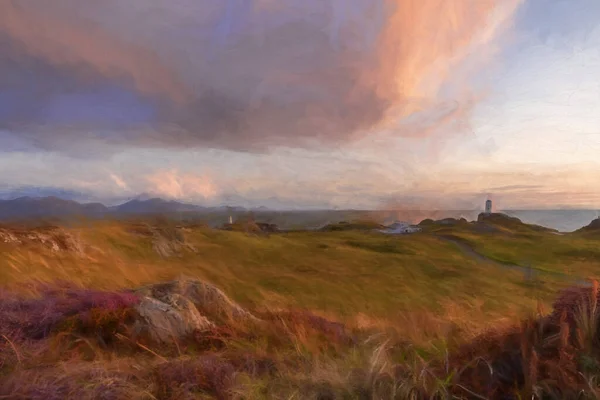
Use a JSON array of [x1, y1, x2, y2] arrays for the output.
[[134, 293, 214, 343], [134, 278, 259, 325]]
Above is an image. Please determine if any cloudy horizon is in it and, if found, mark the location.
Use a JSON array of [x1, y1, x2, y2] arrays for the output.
[[1, 0, 599, 210]]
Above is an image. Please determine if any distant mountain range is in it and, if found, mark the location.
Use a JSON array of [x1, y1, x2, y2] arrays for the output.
[[1, 196, 598, 232], [0, 196, 251, 221]]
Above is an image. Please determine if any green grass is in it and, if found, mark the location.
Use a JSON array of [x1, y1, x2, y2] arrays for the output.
[[2, 217, 596, 329], [4, 216, 600, 398], [445, 227, 598, 277]]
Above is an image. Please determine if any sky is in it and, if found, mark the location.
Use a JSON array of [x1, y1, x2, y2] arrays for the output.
[[0, 0, 599, 210]]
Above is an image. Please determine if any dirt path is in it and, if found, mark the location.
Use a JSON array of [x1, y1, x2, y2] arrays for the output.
[[436, 234, 591, 287]]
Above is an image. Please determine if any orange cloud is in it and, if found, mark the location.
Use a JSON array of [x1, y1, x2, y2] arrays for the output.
[[108, 173, 129, 190], [379, 162, 600, 209], [369, 0, 523, 132], [0, 0, 524, 152], [145, 169, 217, 200]]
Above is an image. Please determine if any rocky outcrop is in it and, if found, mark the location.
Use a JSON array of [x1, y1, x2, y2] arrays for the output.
[[127, 223, 195, 257], [0, 278, 258, 345], [132, 279, 260, 343], [222, 220, 279, 235], [0, 226, 85, 254], [134, 294, 214, 343], [477, 212, 557, 233], [131, 279, 259, 342], [0, 229, 19, 244], [477, 212, 522, 224]]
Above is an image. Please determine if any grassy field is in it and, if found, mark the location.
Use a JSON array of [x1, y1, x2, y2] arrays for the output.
[[1, 218, 581, 323], [2, 214, 600, 398]]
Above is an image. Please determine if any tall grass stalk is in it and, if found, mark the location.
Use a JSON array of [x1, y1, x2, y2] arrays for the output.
[[576, 280, 600, 354]]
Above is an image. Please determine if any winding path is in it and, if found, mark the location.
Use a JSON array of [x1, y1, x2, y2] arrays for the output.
[[435, 234, 591, 287]]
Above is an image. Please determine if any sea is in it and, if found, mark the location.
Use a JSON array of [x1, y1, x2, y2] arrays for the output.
[[500, 209, 600, 233]]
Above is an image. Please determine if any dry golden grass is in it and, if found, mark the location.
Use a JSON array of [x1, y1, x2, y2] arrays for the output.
[[2, 218, 600, 398]]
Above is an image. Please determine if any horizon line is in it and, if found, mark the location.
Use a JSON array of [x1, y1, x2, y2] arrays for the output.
[[1, 195, 599, 212]]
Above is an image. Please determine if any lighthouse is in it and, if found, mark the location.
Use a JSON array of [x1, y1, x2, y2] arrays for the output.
[[485, 199, 492, 214]]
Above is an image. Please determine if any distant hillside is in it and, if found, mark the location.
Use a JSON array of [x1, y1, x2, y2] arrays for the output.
[[419, 217, 469, 226], [501, 209, 600, 233], [0, 196, 597, 234], [0, 196, 215, 221], [0, 196, 108, 221], [319, 220, 385, 232], [575, 218, 600, 234], [477, 212, 558, 233], [111, 198, 205, 214]]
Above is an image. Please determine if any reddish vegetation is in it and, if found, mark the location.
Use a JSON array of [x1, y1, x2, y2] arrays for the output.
[[0, 285, 357, 398], [0, 365, 150, 400], [0, 282, 140, 341], [260, 309, 356, 346], [549, 285, 600, 326], [155, 356, 237, 400], [446, 284, 600, 398], [3, 283, 600, 398]]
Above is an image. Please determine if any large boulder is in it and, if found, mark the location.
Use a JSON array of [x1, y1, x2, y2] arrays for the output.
[[134, 294, 214, 343], [134, 279, 259, 326]]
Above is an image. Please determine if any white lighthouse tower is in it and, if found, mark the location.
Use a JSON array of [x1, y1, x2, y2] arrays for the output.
[[485, 199, 492, 214]]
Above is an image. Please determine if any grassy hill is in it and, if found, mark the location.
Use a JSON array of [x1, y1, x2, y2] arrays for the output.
[[576, 217, 600, 235], [2, 217, 584, 318], [2, 214, 600, 398]]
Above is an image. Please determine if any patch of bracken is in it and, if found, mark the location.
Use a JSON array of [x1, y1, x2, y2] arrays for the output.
[[154, 355, 236, 400], [228, 352, 278, 377], [444, 285, 599, 399], [184, 325, 235, 353], [0, 367, 149, 400], [548, 286, 599, 326], [0, 282, 140, 341], [261, 309, 356, 346]]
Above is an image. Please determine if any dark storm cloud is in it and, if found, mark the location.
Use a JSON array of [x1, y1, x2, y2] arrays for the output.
[[0, 0, 521, 153]]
